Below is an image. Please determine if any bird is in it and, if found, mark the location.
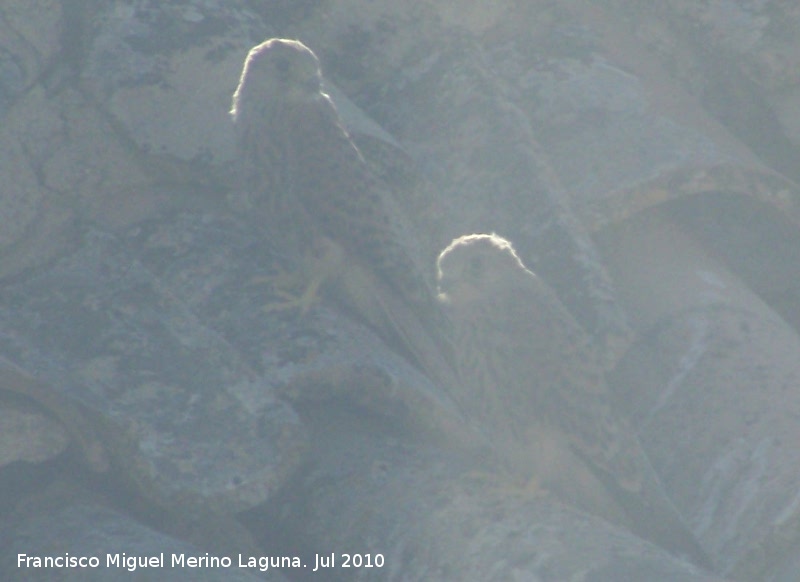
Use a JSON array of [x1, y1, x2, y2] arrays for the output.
[[229, 39, 462, 408], [436, 233, 711, 568]]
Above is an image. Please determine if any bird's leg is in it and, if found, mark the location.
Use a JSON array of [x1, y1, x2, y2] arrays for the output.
[[255, 264, 324, 316], [251, 268, 315, 315], [257, 237, 345, 316]]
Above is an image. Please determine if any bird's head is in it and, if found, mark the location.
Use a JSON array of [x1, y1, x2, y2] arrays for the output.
[[231, 38, 323, 122], [436, 233, 531, 307]]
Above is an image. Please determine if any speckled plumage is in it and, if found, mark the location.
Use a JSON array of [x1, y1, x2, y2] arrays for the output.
[[436, 233, 710, 568], [229, 39, 458, 396], [231, 39, 428, 304], [437, 234, 638, 486]]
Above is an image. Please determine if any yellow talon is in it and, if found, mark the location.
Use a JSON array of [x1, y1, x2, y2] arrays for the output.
[[254, 237, 346, 316], [261, 269, 325, 315]]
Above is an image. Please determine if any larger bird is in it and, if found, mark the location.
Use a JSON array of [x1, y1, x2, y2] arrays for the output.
[[436, 233, 710, 568], [230, 39, 458, 398]]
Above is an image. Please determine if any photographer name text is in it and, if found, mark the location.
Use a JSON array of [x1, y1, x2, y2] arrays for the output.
[[18, 552, 385, 573]]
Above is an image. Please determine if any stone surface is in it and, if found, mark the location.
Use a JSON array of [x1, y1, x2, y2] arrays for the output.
[[613, 303, 800, 577], [263, 407, 724, 581], [81, 1, 265, 167], [0, 0, 61, 119], [0, 220, 308, 515], [609, 0, 800, 181], [0, 398, 68, 467]]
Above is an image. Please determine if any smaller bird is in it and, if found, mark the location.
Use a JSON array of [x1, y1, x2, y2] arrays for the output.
[[436, 233, 710, 568]]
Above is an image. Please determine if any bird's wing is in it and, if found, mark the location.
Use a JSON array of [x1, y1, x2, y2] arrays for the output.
[[286, 98, 434, 306], [505, 275, 645, 492], [510, 277, 711, 567]]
